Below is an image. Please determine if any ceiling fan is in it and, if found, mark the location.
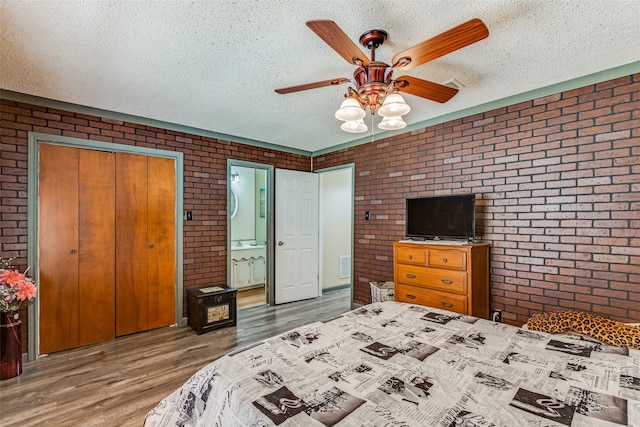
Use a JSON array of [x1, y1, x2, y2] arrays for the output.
[[275, 19, 489, 132]]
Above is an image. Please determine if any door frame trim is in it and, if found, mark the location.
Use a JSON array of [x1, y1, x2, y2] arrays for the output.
[[227, 159, 275, 306], [27, 132, 185, 360]]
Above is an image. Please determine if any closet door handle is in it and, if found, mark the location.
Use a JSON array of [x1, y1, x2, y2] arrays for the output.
[[405, 274, 416, 279], [441, 302, 453, 308], [441, 279, 453, 284], [70, 249, 77, 255]]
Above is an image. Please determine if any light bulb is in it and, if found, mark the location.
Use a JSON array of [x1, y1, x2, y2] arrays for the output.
[[335, 97, 366, 121], [378, 116, 406, 130], [340, 119, 368, 133], [378, 93, 410, 117]]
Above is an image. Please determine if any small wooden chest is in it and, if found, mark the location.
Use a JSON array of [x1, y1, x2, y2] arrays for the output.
[[187, 286, 237, 335]]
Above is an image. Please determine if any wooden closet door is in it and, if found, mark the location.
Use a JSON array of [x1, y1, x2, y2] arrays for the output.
[[78, 150, 116, 346], [39, 144, 80, 354], [147, 156, 176, 329], [115, 152, 149, 336]]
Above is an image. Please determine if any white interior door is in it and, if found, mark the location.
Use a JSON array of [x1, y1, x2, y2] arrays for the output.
[[275, 169, 319, 304]]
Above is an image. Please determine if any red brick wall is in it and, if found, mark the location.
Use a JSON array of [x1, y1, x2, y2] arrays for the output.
[[314, 73, 640, 326], [0, 99, 310, 350]]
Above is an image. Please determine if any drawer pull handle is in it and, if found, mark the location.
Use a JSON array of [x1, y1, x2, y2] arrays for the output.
[[442, 258, 448, 263], [406, 294, 416, 300], [441, 302, 454, 308], [408, 255, 413, 260], [406, 274, 417, 279], [441, 279, 453, 285]]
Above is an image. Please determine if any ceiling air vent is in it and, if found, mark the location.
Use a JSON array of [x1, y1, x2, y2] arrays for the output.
[[444, 79, 465, 89]]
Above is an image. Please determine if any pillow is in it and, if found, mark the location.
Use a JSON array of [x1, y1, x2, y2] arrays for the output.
[[526, 310, 640, 350]]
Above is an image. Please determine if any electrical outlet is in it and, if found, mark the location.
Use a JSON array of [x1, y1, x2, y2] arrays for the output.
[[491, 309, 502, 323]]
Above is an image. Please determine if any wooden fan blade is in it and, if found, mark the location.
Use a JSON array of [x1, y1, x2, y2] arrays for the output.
[[396, 76, 458, 103], [306, 20, 370, 66], [275, 78, 350, 94], [392, 19, 488, 71]]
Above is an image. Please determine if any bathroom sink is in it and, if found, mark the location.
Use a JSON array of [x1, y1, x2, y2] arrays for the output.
[[231, 245, 265, 250]]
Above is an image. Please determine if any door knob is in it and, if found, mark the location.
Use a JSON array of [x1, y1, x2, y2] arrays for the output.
[[277, 241, 284, 246]]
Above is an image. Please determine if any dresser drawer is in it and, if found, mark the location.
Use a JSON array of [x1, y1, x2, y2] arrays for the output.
[[427, 248, 466, 270], [395, 284, 467, 314], [395, 245, 427, 265], [396, 264, 467, 294]]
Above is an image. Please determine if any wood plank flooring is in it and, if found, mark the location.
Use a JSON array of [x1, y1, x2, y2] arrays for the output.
[[237, 286, 266, 310], [0, 288, 352, 427]]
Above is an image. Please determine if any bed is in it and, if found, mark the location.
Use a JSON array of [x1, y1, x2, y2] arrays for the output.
[[145, 301, 640, 426]]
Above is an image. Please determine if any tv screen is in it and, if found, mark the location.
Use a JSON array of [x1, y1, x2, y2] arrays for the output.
[[406, 194, 476, 241]]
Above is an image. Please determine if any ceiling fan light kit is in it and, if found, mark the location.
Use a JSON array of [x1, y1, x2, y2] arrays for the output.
[[276, 18, 489, 134], [378, 93, 411, 117], [340, 119, 368, 133], [335, 96, 367, 121], [378, 116, 407, 131]]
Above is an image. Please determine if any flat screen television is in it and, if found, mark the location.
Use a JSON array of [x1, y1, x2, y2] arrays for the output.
[[406, 194, 476, 241]]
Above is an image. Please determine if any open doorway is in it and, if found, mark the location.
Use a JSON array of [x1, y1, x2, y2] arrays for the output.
[[317, 164, 354, 303], [227, 161, 353, 309], [228, 160, 274, 309]]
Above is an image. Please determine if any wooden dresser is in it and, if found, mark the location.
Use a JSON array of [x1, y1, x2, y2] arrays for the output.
[[393, 241, 490, 319]]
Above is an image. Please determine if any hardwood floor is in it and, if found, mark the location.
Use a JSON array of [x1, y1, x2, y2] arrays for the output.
[[0, 288, 352, 427], [236, 285, 266, 310]]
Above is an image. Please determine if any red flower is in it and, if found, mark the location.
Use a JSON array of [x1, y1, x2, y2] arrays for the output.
[[1, 262, 38, 311], [15, 281, 37, 300], [0, 269, 26, 287]]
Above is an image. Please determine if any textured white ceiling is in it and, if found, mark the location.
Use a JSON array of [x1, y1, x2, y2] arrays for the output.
[[1, 1, 640, 154]]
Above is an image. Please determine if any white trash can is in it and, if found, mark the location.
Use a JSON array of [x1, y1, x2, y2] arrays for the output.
[[370, 281, 394, 302]]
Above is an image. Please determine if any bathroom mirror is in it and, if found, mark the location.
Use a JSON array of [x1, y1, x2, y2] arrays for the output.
[[230, 188, 238, 219]]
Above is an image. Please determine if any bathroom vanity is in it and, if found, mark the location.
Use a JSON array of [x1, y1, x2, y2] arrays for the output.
[[230, 245, 266, 289]]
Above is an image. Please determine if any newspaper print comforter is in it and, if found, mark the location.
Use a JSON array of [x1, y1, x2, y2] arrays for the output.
[[145, 301, 640, 426]]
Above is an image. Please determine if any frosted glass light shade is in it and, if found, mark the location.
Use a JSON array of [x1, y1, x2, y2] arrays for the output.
[[378, 116, 406, 130], [341, 119, 368, 133], [335, 97, 366, 121], [378, 93, 410, 117]]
